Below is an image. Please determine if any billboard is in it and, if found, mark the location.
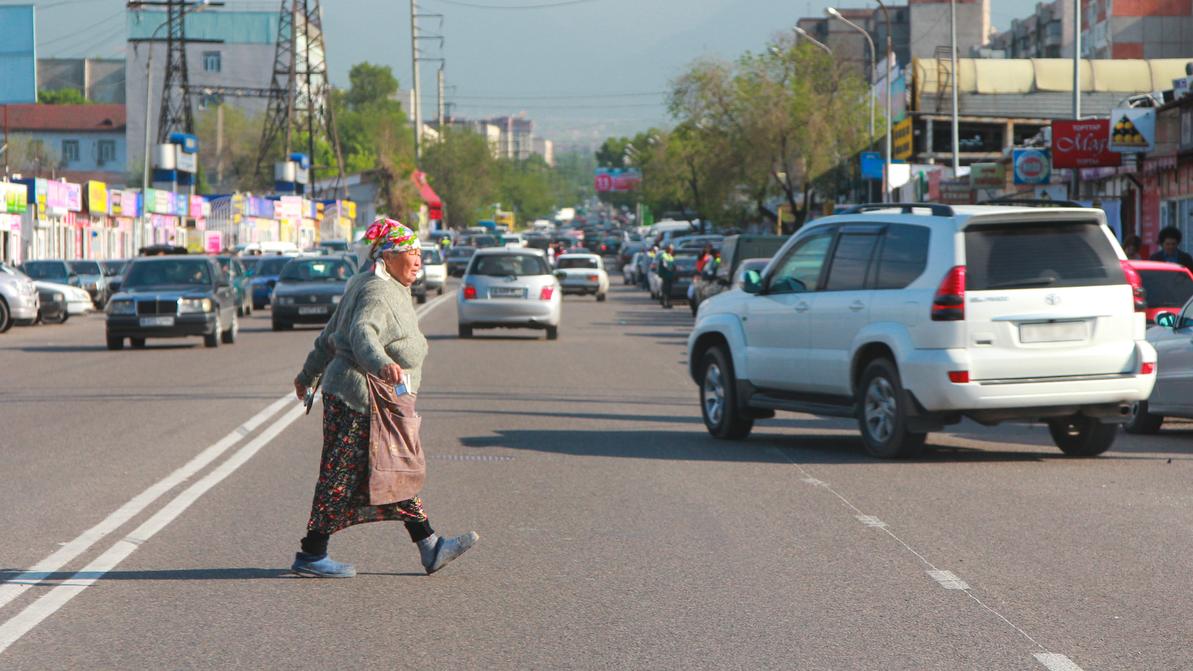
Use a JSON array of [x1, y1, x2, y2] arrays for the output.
[[1012, 148, 1051, 185], [969, 163, 1005, 189], [0, 6, 36, 104], [1108, 108, 1156, 154], [892, 118, 914, 161], [1051, 120, 1121, 169], [594, 168, 642, 193]]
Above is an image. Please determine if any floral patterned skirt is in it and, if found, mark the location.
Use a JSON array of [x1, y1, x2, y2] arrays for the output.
[[306, 393, 427, 535]]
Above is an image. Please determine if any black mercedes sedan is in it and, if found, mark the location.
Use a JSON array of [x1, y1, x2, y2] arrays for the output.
[[270, 256, 354, 331], [104, 256, 239, 350]]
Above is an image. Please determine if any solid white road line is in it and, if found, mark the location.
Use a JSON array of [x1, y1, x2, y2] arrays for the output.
[[0, 404, 306, 654], [0, 291, 454, 656], [926, 570, 970, 590], [0, 394, 292, 611]]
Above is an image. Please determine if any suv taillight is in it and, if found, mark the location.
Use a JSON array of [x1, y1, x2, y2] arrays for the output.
[[931, 266, 966, 321], [1120, 261, 1146, 313], [463, 285, 477, 300]]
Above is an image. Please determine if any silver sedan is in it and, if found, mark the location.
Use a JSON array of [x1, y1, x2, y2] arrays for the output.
[[456, 248, 562, 340]]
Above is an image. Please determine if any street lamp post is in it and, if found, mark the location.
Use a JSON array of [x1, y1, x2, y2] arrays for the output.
[[875, 0, 893, 203], [825, 8, 875, 144], [792, 26, 833, 55], [949, 0, 960, 175]]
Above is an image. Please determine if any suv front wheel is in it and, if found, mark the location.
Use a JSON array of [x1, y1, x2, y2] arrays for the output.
[[700, 346, 753, 440], [857, 359, 927, 459], [1048, 415, 1117, 456]]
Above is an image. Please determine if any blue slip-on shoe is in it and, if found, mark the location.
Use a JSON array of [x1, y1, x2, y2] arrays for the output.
[[291, 552, 356, 578], [425, 532, 479, 575]]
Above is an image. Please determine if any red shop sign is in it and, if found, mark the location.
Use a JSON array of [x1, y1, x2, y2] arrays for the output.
[[1051, 120, 1122, 169]]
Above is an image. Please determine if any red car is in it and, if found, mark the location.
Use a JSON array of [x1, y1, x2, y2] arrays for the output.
[[1128, 260, 1193, 323]]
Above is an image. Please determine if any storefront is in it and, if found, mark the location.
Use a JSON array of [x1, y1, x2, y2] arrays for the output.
[[0, 182, 28, 265]]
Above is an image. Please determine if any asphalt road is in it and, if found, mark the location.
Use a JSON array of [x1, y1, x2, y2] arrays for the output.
[[1, 281, 1191, 670]]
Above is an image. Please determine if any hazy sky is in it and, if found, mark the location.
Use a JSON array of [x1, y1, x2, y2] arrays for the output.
[[21, 0, 1040, 149]]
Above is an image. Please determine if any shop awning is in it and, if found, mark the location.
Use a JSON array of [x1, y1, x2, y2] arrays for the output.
[[412, 171, 443, 221]]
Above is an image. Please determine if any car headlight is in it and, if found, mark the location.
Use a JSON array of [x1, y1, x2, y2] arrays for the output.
[[275, 296, 295, 305], [53, 292, 64, 302], [331, 295, 342, 304], [107, 300, 135, 315], [179, 298, 213, 313]]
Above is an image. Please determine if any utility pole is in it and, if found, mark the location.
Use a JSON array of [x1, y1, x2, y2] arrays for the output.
[[215, 103, 224, 186], [1072, 0, 1082, 199], [876, 0, 892, 203], [410, 0, 423, 164], [437, 66, 446, 130], [950, 0, 960, 175]]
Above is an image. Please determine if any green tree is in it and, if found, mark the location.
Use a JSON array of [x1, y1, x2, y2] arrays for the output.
[[38, 88, 88, 105], [422, 128, 498, 228]]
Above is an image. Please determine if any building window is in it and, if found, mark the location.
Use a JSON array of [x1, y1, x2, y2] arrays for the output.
[[61, 139, 80, 163], [98, 140, 116, 165], [203, 51, 221, 73]]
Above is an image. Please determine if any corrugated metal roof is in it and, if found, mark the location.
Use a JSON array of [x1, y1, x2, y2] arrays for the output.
[[127, 11, 279, 45], [4, 104, 126, 132]]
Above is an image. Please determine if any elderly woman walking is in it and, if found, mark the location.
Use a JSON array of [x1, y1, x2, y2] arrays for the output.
[[290, 218, 478, 578]]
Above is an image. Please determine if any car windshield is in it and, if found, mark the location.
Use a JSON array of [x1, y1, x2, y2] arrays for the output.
[[69, 261, 102, 275], [471, 254, 550, 277], [557, 257, 599, 270], [279, 258, 353, 282], [422, 248, 443, 264], [100, 260, 126, 276], [122, 260, 213, 289], [22, 261, 70, 280], [675, 254, 700, 271], [1140, 269, 1193, 308], [0, 262, 26, 278], [240, 257, 261, 272], [255, 257, 293, 276], [448, 247, 476, 259]]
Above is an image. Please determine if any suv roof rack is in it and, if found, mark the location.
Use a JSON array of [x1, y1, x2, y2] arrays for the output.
[[978, 197, 1084, 208], [840, 203, 956, 217]]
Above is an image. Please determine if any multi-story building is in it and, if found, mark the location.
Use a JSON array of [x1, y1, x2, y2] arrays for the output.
[[125, 10, 278, 177], [531, 138, 554, 166], [985, 0, 1075, 58], [2, 104, 127, 184], [38, 58, 126, 103], [907, 0, 990, 61], [1082, 0, 1193, 59], [482, 116, 535, 161], [796, 8, 877, 78]]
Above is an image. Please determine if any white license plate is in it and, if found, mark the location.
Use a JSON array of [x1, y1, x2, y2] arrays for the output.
[[1019, 321, 1088, 344], [489, 287, 526, 298], [139, 316, 175, 327], [298, 306, 329, 315]]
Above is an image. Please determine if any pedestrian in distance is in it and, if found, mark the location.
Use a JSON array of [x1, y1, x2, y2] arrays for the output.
[[1149, 227, 1193, 272], [290, 217, 478, 578], [658, 244, 676, 309], [1122, 234, 1143, 261]]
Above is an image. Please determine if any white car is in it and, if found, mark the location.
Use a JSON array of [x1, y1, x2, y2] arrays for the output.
[[688, 203, 1156, 458], [457, 247, 561, 340], [554, 253, 609, 301], [1125, 301, 1193, 433], [35, 280, 92, 315], [0, 262, 39, 332], [421, 247, 447, 295]]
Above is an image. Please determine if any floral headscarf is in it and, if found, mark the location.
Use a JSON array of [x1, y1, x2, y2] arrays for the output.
[[364, 217, 420, 256]]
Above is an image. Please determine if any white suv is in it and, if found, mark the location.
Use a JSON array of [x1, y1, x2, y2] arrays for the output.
[[688, 204, 1156, 458]]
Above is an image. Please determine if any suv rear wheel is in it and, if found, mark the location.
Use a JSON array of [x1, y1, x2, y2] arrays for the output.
[[1048, 416, 1117, 456], [0, 298, 11, 333], [700, 346, 753, 440], [857, 359, 927, 459], [1124, 401, 1163, 435]]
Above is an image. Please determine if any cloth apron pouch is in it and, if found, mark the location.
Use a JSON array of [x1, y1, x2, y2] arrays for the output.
[[365, 373, 426, 506]]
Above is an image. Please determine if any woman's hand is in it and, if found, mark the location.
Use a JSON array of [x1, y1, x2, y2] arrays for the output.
[[293, 377, 307, 402], [379, 363, 405, 384]]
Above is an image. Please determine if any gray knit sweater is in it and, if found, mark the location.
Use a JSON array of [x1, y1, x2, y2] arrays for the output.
[[296, 271, 428, 413]]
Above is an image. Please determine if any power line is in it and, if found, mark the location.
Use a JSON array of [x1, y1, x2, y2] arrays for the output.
[[451, 91, 666, 100], [426, 0, 601, 9], [450, 101, 662, 109], [37, 11, 123, 48]]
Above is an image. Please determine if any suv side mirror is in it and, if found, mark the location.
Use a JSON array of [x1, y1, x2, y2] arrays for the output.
[[742, 270, 763, 294], [1155, 312, 1177, 328]]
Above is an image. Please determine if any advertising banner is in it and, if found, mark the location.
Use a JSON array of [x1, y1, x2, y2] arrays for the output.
[[969, 163, 1006, 189], [594, 168, 642, 193], [65, 182, 82, 212], [860, 152, 883, 180], [276, 196, 303, 221], [86, 181, 109, 215], [1108, 108, 1156, 153], [1051, 120, 1121, 168], [1012, 148, 1052, 185], [42, 180, 71, 216], [0, 183, 28, 214], [204, 231, 223, 254], [938, 179, 974, 205], [892, 118, 914, 161]]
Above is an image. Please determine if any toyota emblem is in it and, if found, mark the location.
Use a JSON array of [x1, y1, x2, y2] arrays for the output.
[[1045, 294, 1061, 306]]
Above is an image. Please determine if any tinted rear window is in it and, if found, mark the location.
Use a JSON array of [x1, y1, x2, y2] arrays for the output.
[[965, 222, 1121, 291], [874, 224, 930, 289], [1140, 269, 1193, 308], [557, 257, 599, 269], [470, 254, 550, 276]]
